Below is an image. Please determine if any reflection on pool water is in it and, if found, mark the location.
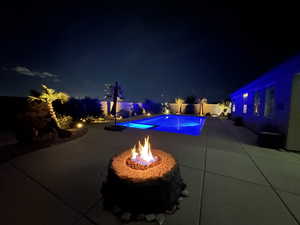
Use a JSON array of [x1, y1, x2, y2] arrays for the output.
[[117, 115, 206, 136]]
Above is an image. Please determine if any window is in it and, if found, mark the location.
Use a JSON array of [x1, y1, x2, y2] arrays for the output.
[[264, 87, 275, 118], [253, 92, 260, 115], [242, 93, 248, 114], [232, 103, 236, 112], [243, 104, 247, 114]]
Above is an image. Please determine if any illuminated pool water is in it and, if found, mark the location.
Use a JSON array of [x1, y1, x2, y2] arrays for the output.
[[118, 115, 206, 136]]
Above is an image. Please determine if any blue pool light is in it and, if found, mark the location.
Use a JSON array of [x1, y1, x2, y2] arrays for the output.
[[120, 123, 154, 129]]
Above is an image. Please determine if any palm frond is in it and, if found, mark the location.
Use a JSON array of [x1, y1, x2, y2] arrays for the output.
[[175, 98, 184, 104], [56, 92, 70, 103], [28, 96, 43, 102], [28, 85, 69, 104]]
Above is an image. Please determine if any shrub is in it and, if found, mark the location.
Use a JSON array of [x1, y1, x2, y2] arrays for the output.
[[118, 109, 130, 118], [133, 103, 143, 115], [142, 99, 162, 114], [54, 97, 103, 120], [183, 96, 196, 114], [57, 115, 73, 129], [185, 96, 196, 104], [15, 102, 57, 143], [85, 116, 105, 123], [184, 104, 195, 114]]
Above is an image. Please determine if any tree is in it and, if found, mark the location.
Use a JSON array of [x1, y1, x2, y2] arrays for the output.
[[105, 81, 124, 126], [175, 98, 184, 114], [184, 96, 196, 114], [198, 98, 208, 116], [142, 99, 162, 114], [185, 95, 196, 104], [28, 84, 69, 128]]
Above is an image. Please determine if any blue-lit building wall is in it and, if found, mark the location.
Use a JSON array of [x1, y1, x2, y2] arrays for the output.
[[230, 55, 300, 150]]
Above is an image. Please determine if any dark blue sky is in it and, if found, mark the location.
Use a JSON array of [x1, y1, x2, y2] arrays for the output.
[[1, 3, 300, 102]]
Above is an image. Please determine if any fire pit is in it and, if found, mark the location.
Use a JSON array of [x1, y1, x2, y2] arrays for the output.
[[101, 136, 187, 221]]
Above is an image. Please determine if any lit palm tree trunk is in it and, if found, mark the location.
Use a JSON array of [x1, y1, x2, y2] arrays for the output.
[[200, 103, 203, 116], [48, 102, 60, 128]]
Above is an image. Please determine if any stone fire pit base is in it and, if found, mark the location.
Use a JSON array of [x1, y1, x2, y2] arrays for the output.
[[101, 149, 186, 220]]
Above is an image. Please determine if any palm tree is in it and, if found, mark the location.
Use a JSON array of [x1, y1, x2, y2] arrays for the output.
[[199, 98, 207, 116], [175, 98, 184, 114], [103, 81, 124, 126], [28, 84, 69, 128], [110, 81, 124, 126]]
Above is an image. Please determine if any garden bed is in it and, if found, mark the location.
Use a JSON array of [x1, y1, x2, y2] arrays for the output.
[[0, 127, 88, 164]]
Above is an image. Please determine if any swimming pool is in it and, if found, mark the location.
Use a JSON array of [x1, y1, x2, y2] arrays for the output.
[[117, 115, 206, 136]]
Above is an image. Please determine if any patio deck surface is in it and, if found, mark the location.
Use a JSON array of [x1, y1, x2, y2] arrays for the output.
[[1, 118, 300, 225]]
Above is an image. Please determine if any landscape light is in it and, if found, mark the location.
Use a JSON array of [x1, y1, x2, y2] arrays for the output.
[[76, 122, 84, 128]]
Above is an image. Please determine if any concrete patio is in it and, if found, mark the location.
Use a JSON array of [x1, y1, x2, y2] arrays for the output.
[[1, 118, 300, 225]]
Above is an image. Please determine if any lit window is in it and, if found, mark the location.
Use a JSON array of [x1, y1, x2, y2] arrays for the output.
[[243, 104, 247, 114], [242, 93, 248, 114], [254, 92, 260, 115], [264, 87, 275, 118], [232, 104, 236, 112]]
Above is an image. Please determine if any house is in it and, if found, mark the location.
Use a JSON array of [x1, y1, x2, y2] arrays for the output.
[[230, 55, 300, 151]]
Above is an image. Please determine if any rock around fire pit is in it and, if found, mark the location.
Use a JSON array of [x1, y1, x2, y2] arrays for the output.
[[101, 137, 187, 223]]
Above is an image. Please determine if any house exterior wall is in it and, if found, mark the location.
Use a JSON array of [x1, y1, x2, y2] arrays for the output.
[[287, 74, 300, 151], [230, 55, 300, 151]]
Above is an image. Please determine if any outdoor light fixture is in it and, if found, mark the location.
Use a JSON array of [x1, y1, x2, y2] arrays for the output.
[[243, 93, 248, 98], [146, 112, 151, 116], [76, 122, 83, 128]]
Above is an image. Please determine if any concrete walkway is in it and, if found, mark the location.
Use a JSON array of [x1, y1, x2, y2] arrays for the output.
[[1, 118, 300, 225]]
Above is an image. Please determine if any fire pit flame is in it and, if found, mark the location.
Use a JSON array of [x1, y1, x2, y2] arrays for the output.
[[131, 136, 157, 166]]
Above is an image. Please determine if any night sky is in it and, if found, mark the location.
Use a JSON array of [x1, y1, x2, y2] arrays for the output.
[[1, 3, 300, 102]]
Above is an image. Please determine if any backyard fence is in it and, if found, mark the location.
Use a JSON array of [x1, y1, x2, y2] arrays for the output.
[[101, 101, 230, 117]]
